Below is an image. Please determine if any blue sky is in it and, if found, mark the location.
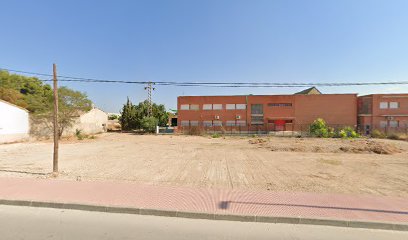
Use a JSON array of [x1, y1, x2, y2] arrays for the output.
[[1, 0, 408, 112]]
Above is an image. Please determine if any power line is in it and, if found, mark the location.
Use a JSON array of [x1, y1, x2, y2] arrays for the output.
[[2, 67, 408, 87], [38, 79, 408, 87]]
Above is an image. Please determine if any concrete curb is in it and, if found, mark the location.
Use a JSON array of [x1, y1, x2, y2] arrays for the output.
[[0, 199, 407, 232]]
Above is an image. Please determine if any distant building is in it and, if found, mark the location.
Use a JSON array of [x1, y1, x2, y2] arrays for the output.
[[0, 99, 29, 143], [30, 107, 109, 138], [294, 87, 322, 95], [358, 94, 408, 134], [65, 108, 108, 136], [177, 88, 357, 133]]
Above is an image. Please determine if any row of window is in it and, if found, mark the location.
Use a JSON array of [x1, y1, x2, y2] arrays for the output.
[[180, 103, 293, 111], [267, 103, 292, 107], [379, 102, 400, 109], [180, 120, 247, 127], [180, 104, 246, 111], [380, 120, 400, 128]]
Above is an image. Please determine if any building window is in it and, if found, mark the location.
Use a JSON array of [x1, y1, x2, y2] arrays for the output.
[[181, 120, 199, 126], [180, 104, 190, 110], [226, 104, 246, 110], [212, 104, 223, 110], [226, 104, 236, 110], [190, 105, 199, 110], [380, 121, 387, 128], [251, 104, 263, 125], [236, 104, 246, 110], [251, 104, 263, 114], [203, 104, 212, 110], [389, 120, 399, 128], [180, 104, 199, 110], [251, 116, 264, 125], [226, 120, 236, 126], [226, 120, 246, 126], [203, 121, 212, 127], [181, 121, 190, 126], [390, 102, 399, 109], [379, 102, 388, 109], [213, 121, 222, 126], [268, 103, 292, 107], [236, 120, 246, 126]]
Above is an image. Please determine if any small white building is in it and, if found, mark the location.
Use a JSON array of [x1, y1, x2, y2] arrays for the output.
[[0, 99, 30, 143], [64, 108, 108, 136]]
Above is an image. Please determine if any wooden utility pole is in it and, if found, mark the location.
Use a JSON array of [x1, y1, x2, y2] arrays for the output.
[[53, 64, 59, 174]]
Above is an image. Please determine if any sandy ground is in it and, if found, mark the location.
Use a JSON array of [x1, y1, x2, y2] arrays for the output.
[[1, 133, 408, 197]]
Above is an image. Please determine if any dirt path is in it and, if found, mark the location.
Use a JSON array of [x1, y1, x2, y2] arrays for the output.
[[1, 133, 408, 197]]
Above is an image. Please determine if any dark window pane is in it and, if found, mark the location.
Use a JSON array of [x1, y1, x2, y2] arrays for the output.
[[251, 104, 263, 114]]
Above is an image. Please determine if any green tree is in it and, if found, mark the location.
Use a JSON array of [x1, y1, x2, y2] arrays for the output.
[[0, 87, 28, 109], [33, 87, 93, 137], [141, 116, 158, 133], [0, 70, 53, 112], [1, 70, 93, 137], [119, 98, 138, 130], [119, 99, 168, 131]]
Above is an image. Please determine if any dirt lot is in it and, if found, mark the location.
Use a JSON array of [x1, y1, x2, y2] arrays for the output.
[[1, 133, 408, 197]]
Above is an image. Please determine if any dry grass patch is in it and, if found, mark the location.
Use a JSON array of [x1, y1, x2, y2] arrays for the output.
[[318, 158, 342, 166]]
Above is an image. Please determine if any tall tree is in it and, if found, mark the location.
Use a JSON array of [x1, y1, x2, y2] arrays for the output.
[[0, 70, 53, 112], [33, 87, 93, 137], [120, 98, 138, 130], [119, 99, 168, 131], [1, 70, 93, 137]]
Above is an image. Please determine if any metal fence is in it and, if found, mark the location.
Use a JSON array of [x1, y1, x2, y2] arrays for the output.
[[358, 124, 408, 136], [173, 123, 408, 137], [176, 124, 361, 137]]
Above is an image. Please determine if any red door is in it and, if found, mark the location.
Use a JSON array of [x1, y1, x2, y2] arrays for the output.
[[274, 120, 285, 131]]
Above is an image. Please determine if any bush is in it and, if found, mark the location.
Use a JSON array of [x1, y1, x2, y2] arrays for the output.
[[371, 129, 386, 139], [386, 133, 408, 141], [211, 133, 221, 138], [186, 126, 204, 136], [75, 129, 85, 140], [141, 117, 158, 133], [309, 118, 330, 138], [338, 126, 359, 139]]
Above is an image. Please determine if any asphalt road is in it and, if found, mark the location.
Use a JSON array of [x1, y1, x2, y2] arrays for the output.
[[0, 205, 406, 240]]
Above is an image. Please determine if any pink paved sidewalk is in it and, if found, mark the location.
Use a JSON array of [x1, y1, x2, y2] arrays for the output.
[[0, 177, 407, 223]]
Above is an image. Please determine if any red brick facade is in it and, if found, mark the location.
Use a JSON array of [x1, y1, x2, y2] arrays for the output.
[[177, 94, 358, 132], [358, 94, 408, 134]]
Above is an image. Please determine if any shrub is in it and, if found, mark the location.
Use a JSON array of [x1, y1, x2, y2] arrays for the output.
[[108, 115, 118, 120], [387, 133, 408, 141], [186, 126, 204, 136], [371, 129, 386, 139], [309, 118, 330, 138], [338, 126, 359, 139], [141, 117, 158, 133], [211, 133, 221, 138], [75, 129, 85, 140]]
